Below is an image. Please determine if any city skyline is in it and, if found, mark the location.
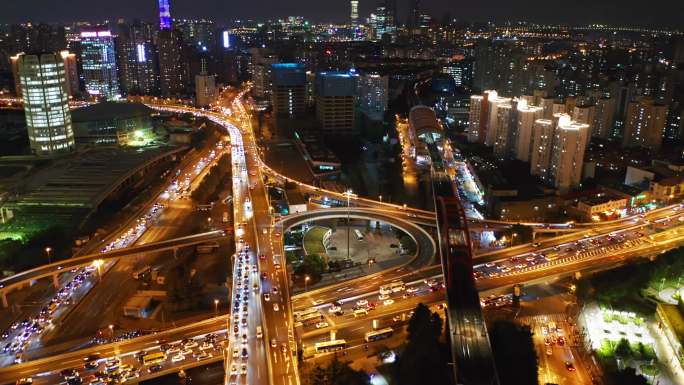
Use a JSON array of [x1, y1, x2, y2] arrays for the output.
[[0, 0, 683, 29]]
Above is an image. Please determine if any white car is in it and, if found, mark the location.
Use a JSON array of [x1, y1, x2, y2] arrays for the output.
[[263, 293, 271, 301], [171, 354, 185, 363], [184, 341, 199, 349], [378, 294, 390, 301], [200, 342, 214, 351], [315, 322, 329, 329], [328, 305, 341, 313], [230, 364, 238, 375], [232, 348, 239, 358], [240, 363, 248, 375], [273, 303, 279, 312], [383, 299, 395, 306], [356, 299, 368, 307]]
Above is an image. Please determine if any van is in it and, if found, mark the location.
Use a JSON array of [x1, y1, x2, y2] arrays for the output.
[[353, 308, 368, 318], [256, 326, 263, 339]]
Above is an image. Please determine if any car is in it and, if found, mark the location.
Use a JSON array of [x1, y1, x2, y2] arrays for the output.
[[241, 348, 248, 358], [230, 364, 238, 375], [200, 342, 214, 351], [356, 299, 368, 307], [196, 351, 212, 361], [392, 315, 402, 322], [281, 343, 288, 353], [242, 334, 248, 343], [148, 365, 163, 373], [557, 337, 565, 346], [263, 293, 271, 301], [315, 322, 329, 329], [181, 348, 193, 357], [232, 348, 240, 358], [166, 346, 180, 355], [546, 347, 552, 356], [378, 294, 390, 301], [261, 272, 268, 280], [328, 305, 341, 313], [272, 287, 278, 294], [16, 378, 32, 385], [259, 254, 266, 260], [240, 363, 247, 375], [171, 354, 185, 363], [565, 362, 576, 372], [273, 303, 279, 312], [184, 341, 198, 349], [383, 299, 395, 306]]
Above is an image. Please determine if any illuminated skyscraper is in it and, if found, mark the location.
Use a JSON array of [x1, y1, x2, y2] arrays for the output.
[[350, 0, 359, 27], [550, 114, 589, 191], [159, 0, 172, 30], [115, 22, 159, 96], [271, 63, 306, 118], [513, 99, 543, 162], [17, 52, 75, 155], [316, 71, 359, 132], [158, 29, 187, 96], [80, 28, 120, 100], [358, 73, 389, 121], [622, 97, 668, 150]]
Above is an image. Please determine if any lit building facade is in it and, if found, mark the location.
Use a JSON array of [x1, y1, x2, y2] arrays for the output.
[[530, 119, 555, 181], [592, 97, 616, 139], [271, 63, 306, 118], [358, 73, 388, 121], [115, 22, 159, 96], [195, 73, 216, 107], [158, 29, 187, 96], [513, 100, 544, 162], [158, 0, 172, 30], [550, 114, 589, 191], [17, 52, 75, 155], [80, 28, 120, 100], [315, 71, 358, 133], [350, 0, 359, 27], [622, 98, 668, 150]]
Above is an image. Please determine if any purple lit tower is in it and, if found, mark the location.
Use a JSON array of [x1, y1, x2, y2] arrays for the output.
[[159, 0, 172, 30]]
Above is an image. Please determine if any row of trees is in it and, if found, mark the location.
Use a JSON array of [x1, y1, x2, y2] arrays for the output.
[[191, 154, 231, 204]]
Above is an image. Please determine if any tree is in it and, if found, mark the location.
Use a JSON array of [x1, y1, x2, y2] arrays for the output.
[[489, 321, 538, 385], [294, 253, 326, 281], [304, 355, 369, 385], [608, 367, 649, 385], [399, 235, 417, 254], [395, 303, 451, 385], [614, 338, 632, 359]]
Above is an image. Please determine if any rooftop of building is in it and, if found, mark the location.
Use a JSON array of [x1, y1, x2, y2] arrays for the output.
[[71, 102, 153, 122], [658, 303, 684, 345]]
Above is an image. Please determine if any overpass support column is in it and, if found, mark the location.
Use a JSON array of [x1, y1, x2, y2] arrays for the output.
[[52, 273, 60, 288], [1, 291, 7, 308]]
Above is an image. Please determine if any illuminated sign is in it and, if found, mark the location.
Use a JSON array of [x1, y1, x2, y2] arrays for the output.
[[136, 44, 146, 63], [80, 32, 97, 38], [222, 31, 231, 48]]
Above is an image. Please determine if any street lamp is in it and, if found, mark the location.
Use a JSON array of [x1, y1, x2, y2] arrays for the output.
[[304, 275, 310, 291], [45, 247, 52, 264], [214, 299, 219, 316], [344, 189, 354, 261], [108, 324, 114, 340]]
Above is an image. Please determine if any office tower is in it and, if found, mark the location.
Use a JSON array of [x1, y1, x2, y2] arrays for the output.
[[530, 119, 555, 182], [80, 28, 120, 100], [492, 101, 515, 159], [622, 98, 668, 149], [350, 0, 359, 27], [369, 8, 386, 40], [8, 23, 66, 54], [195, 72, 216, 107], [384, 0, 397, 31], [550, 114, 589, 192], [271, 63, 306, 118], [358, 73, 389, 121], [252, 52, 278, 99], [485, 93, 511, 146], [159, 0, 172, 30], [177, 19, 216, 52], [315, 71, 358, 133], [571, 105, 595, 149], [514, 99, 544, 162], [592, 97, 616, 139], [59, 50, 80, 97], [158, 29, 187, 96], [17, 52, 75, 155], [115, 22, 159, 96], [407, 0, 421, 31]]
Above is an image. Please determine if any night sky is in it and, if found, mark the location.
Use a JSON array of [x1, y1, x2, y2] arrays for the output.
[[1, 0, 683, 29]]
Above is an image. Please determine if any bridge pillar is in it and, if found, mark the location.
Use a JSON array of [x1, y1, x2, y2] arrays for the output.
[[52, 273, 60, 288], [1, 291, 7, 308]]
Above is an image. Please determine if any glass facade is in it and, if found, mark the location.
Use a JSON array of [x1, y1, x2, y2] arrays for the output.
[[80, 30, 121, 100]]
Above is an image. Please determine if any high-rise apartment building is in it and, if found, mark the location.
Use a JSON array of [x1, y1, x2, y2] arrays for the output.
[[271, 63, 306, 118], [513, 100, 544, 162], [80, 28, 120, 100], [550, 114, 589, 191], [530, 119, 555, 182], [492, 101, 515, 159], [59, 51, 80, 97], [195, 72, 216, 107], [622, 98, 668, 149], [315, 71, 358, 133], [485, 93, 512, 146], [17, 52, 75, 155], [571, 104, 595, 150], [252, 52, 278, 99], [358, 73, 389, 121], [115, 22, 159, 96], [592, 97, 616, 139], [350, 0, 359, 27], [467, 90, 497, 143], [442, 59, 473, 88]]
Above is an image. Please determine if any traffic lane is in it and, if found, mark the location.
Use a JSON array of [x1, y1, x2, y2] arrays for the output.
[[0, 317, 228, 384]]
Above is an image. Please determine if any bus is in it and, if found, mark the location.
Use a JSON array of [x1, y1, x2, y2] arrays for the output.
[[142, 352, 167, 366], [294, 308, 319, 322], [354, 229, 364, 241], [364, 327, 394, 342], [132, 266, 152, 280], [299, 312, 323, 327], [314, 339, 347, 354], [379, 281, 405, 295]]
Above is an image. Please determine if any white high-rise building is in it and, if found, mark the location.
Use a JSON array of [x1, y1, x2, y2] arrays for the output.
[[550, 114, 589, 191], [492, 101, 515, 159], [572, 105, 595, 150], [530, 119, 555, 181], [18, 53, 75, 156], [467, 94, 485, 143], [514, 99, 544, 162], [484, 92, 511, 146], [350, 0, 359, 27]]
